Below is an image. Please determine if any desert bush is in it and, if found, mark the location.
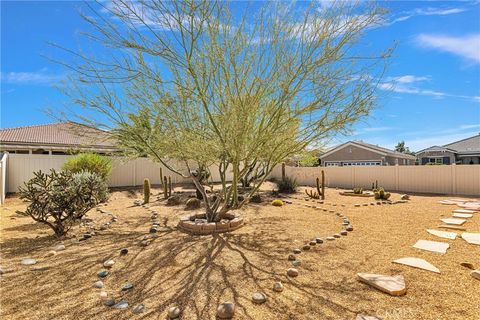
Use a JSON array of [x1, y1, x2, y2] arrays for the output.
[[186, 198, 201, 210], [374, 187, 391, 200], [271, 199, 284, 207], [277, 177, 297, 193], [63, 153, 112, 180], [18, 169, 109, 236]]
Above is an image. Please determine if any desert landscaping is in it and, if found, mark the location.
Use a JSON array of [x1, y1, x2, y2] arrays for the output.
[[1, 183, 479, 320]]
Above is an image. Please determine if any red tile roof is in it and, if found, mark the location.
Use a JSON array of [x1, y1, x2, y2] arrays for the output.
[[0, 122, 116, 149]]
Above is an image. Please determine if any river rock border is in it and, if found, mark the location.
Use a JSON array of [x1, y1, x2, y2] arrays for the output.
[[178, 213, 244, 235]]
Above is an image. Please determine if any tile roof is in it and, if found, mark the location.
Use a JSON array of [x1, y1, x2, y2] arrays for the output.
[[320, 140, 416, 160], [0, 122, 116, 149], [443, 134, 480, 153]]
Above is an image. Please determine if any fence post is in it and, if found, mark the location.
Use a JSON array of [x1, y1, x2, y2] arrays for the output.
[[451, 164, 456, 195], [351, 166, 355, 189]]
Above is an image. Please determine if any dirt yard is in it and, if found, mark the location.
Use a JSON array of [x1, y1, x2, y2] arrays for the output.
[[1, 183, 479, 320]]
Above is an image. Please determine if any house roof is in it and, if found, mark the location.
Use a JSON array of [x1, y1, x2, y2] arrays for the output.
[[0, 122, 117, 150], [320, 140, 416, 160], [416, 134, 480, 154]]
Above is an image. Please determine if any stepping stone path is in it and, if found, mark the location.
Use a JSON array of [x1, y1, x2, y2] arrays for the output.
[[217, 302, 235, 319], [461, 232, 480, 245], [21, 258, 37, 266], [287, 268, 299, 277], [426, 229, 457, 240], [54, 244, 65, 251], [273, 282, 284, 292], [413, 240, 449, 254], [168, 306, 181, 319], [438, 225, 466, 231], [461, 262, 475, 270], [133, 304, 145, 314], [114, 301, 129, 309], [393, 257, 440, 273], [120, 248, 129, 255], [252, 292, 267, 304], [453, 213, 473, 218], [346, 225, 353, 231], [326, 236, 335, 241], [356, 315, 381, 320], [340, 231, 348, 236], [293, 249, 301, 254], [93, 280, 104, 288], [103, 260, 115, 268], [97, 270, 109, 278], [104, 299, 116, 307], [99, 291, 108, 300], [333, 234, 341, 238], [440, 218, 466, 225], [292, 260, 301, 267], [315, 238, 323, 243], [121, 283, 134, 291], [288, 254, 296, 261], [357, 273, 406, 296], [302, 245, 311, 251]]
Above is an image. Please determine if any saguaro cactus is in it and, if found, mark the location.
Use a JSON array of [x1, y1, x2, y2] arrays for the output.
[[316, 170, 325, 200], [159, 167, 163, 186], [143, 178, 151, 204], [163, 176, 168, 199]]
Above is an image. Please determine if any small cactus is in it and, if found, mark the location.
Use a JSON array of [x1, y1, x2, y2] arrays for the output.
[[143, 178, 151, 204], [271, 199, 284, 207], [168, 176, 172, 197], [163, 176, 168, 199]]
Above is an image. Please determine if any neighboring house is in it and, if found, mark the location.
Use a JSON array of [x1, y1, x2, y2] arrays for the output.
[[0, 122, 119, 155], [319, 141, 416, 167], [416, 134, 480, 165]]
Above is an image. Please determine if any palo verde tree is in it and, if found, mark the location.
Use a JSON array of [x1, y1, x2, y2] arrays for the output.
[[56, 0, 391, 223]]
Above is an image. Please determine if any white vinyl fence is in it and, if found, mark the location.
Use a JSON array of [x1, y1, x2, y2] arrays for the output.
[[0, 153, 7, 204], [4, 153, 232, 194], [270, 164, 480, 196]]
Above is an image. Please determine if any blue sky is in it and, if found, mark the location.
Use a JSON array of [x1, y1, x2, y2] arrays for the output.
[[1, 1, 479, 152]]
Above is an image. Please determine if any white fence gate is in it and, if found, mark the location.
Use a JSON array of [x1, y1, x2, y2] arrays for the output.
[[270, 164, 480, 196]]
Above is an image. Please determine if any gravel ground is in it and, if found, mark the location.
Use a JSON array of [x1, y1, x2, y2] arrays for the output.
[[0, 183, 479, 320]]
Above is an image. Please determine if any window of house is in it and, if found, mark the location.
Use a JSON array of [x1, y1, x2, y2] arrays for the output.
[[435, 158, 443, 164]]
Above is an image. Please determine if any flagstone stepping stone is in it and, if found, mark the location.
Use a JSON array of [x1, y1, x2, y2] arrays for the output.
[[326, 236, 335, 241], [340, 230, 348, 236], [103, 260, 115, 268], [93, 280, 104, 288], [287, 268, 299, 277], [293, 249, 301, 254], [104, 299, 116, 307], [302, 245, 311, 251], [121, 283, 134, 291], [453, 209, 477, 214], [440, 218, 466, 225], [168, 306, 181, 319], [438, 225, 466, 231], [252, 292, 267, 304], [357, 273, 406, 296], [427, 229, 457, 240], [114, 301, 129, 309], [453, 213, 473, 218], [439, 200, 458, 205], [99, 291, 108, 300], [309, 241, 316, 246], [217, 302, 235, 319], [346, 225, 354, 231], [54, 244, 65, 251], [333, 234, 341, 238], [392, 257, 440, 273], [273, 282, 284, 292], [356, 315, 382, 320], [461, 262, 475, 270], [461, 232, 480, 245], [288, 254, 296, 261], [315, 238, 323, 244], [133, 304, 145, 314], [120, 248, 129, 255], [97, 270, 109, 278], [471, 270, 480, 280], [21, 258, 37, 266], [413, 240, 449, 254], [354, 204, 360, 207]]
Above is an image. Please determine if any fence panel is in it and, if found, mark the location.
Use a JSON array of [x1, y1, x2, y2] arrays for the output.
[[270, 164, 480, 196]]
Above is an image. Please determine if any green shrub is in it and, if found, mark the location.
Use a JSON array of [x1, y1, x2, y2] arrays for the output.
[[271, 199, 284, 207], [18, 169, 109, 236], [277, 176, 297, 193], [63, 153, 112, 180]]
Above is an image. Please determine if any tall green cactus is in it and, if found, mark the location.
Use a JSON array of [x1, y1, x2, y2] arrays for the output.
[[316, 170, 325, 200], [143, 178, 151, 204], [168, 176, 172, 197], [159, 167, 163, 186]]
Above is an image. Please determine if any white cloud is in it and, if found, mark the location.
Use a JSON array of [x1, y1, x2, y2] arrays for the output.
[[362, 126, 394, 133], [389, 6, 467, 25], [379, 74, 479, 101], [407, 131, 479, 151], [0, 70, 62, 85], [415, 33, 480, 63]]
